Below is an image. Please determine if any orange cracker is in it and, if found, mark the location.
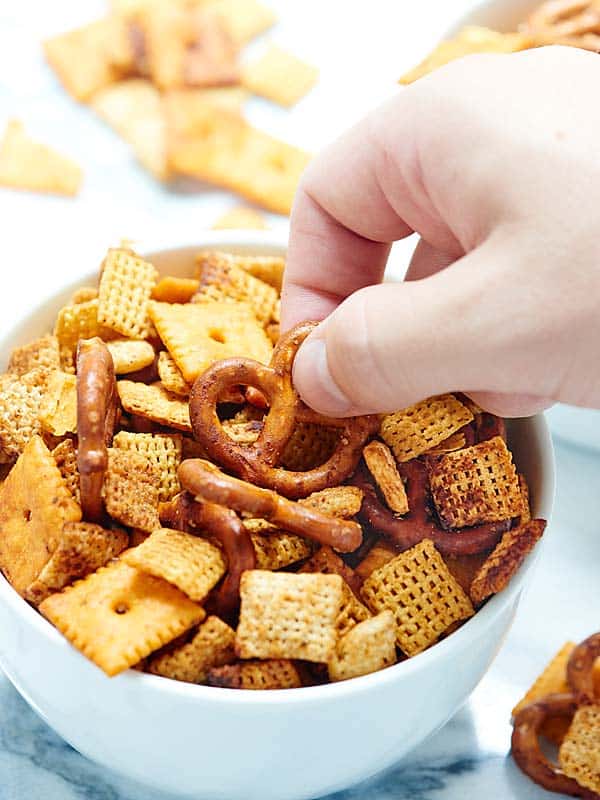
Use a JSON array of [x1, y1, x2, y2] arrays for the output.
[[117, 381, 192, 431], [44, 16, 134, 102], [363, 440, 408, 514], [429, 436, 522, 529], [280, 422, 339, 472], [152, 276, 200, 304], [25, 521, 128, 605], [149, 300, 272, 384], [242, 44, 318, 107], [212, 206, 267, 230], [52, 439, 80, 504], [113, 431, 182, 502], [98, 249, 159, 339], [39, 560, 204, 677], [329, 610, 396, 682], [380, 394, 473, 463], [166, 99, 310, 215], [147, 615, 236, 682], [559, 705, 600, 795], [54, 298, 114, 354], [0, 120, 82, 196], [194, 251, 279, 326], [0, 436, 81, 596], [157, 351, 192, 396], [207, 659, 302, 689], [104, 448, 160, 532], [0, 368, 49, 460], [512, 642, 576, 745], [361, 539, 474, 656], [213, 0, 276, 44], [123, 528, 225, 602], [8, 334, 60, 377], [106, 339, 155, 374], [39, 371, 77, 436], [469, 519, 546, 605], [236, 570, 344, 662]]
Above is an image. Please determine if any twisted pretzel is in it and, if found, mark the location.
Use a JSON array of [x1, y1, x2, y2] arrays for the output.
[[189, 321, 379, 499], [511, 693, 599, 798], [76, 338, 118, 523], [526, 0, 600, 49], [179, 459, 363, 553], [353, 459, 510, 556], [567, 632, 600, 705], [160, 491, 255, 619]]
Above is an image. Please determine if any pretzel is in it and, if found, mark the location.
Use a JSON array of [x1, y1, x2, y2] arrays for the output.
[[567, 633, 600, 705], [160, 491, 255, 619], [474, 412, 506, 443], [511, 693, 598, 799], [76, 338, 118, 522], [188, 321, 379, 499], [527, 0, 600, 37], [353, 459, 510, 556], [178, 458, 363, 553]]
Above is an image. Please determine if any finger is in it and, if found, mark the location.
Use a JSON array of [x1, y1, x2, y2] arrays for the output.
[[467, 392, 554, 418], [404, 237, 459, 282]]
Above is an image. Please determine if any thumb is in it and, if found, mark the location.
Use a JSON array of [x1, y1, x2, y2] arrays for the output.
[[292, 242, 560, 417]]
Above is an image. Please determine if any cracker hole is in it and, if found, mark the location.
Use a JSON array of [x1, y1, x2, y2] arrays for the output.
[[23, 509, 31, 522], [208, 328, 226, 344], [113, 602, 129, 615]]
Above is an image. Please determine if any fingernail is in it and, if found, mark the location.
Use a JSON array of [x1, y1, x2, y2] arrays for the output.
[[293, 338, 353, 416]]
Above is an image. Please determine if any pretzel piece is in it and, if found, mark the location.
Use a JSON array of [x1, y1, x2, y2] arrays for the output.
[[567, 633, 600, 706], [179, 459, 363, 553], [76, 338, 118, 523], [189, 321, 379, 498]]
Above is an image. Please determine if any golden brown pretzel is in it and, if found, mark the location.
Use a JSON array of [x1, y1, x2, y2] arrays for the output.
[[76, 338, 118, 523], [567, 632, 600, 705], [178, 459, 363, 553], [189, 321, 379, 499], [527, 0, 600, 36], [160, 491, 255, 619], [511, 693, 599, 798]]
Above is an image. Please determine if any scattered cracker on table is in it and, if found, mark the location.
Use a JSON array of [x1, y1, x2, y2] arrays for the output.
[[0, 120, 82, 196], [113, 431, 182, 501], [212, 206, 267, 230], [104, 448, 160, 532], [361, 539, 474, 656], [208, 659, 302, 689], [149, 300, 272, 384], [363, 440, 408, 515], [8, 335, 60, 377], [0, 436, 81, 596], [147, 615, 236, 683], [39, 560, 204, 677], [98, 249, 159, 339], [0, 369, 50, 461], [380, 394, 473, 463], [39, 371, 77, 436], [123, 528, 226, 602], [429, 436, 522, 529], [117, 380, 192, 431], [559, 705, 600, 795], [242, 44, 318, 107], [52, 439, 81, 504], [329, 610, 396, 682], [157, 351, 192, 396], [25, 522, 128, 605], [469, 519, 546, 605], [152, 277, 200, 305], [236, 570, 344, 662], [106, 339, 155, 374]]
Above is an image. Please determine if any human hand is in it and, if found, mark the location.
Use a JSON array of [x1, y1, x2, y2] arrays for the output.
[[281, 46, 600, 417]]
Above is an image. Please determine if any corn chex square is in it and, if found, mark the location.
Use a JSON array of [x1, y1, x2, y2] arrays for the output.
[[242, 45, 318, 107], [157, 351, 192, 396], [0, 368, 50, 461], [54, 298, 114, 354], [281, 422, 339, 472], [104, 448, 160, 532], [123, 528, 226, 602], [363, 440, 408, 514], [117, 381, 192, 431], [380, 394, 473, 463], [147, 615, 236, 683], [8, 334, 60, 377], [429, 436, 522, 529], [207, 659, 302, 689], [243, 519, 313, 570], [329, 610, 396, 682], [149, 300, 272, 384], [98, 249, 158, 339], [559, 706, 600, 795], [336, 581, 372, 639], [299, 545, 363, 598], [113, 431, 182, 502], [361, 539, 474, 656], [229, 253, 285, 292], [39, 560, 205, 676], [236, 570, 344, 663]]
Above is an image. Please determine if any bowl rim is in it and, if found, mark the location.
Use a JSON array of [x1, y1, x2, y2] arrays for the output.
[[0, 229, 556, 704]]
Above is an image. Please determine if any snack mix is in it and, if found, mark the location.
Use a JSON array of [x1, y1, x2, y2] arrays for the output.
[[0, 247, 546, 689]]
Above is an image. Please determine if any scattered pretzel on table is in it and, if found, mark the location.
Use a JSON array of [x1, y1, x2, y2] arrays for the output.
[[178, 458, 363, 553], [76, 337, 118, 523], [188, 321, 380, 499]]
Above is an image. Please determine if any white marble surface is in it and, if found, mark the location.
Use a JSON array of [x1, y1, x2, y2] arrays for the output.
[[1, 1, 599, 798]]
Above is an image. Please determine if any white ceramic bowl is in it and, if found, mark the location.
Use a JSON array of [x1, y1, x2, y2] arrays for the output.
[[447, 0, 600, 452], [0, 231, 555, 800]]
